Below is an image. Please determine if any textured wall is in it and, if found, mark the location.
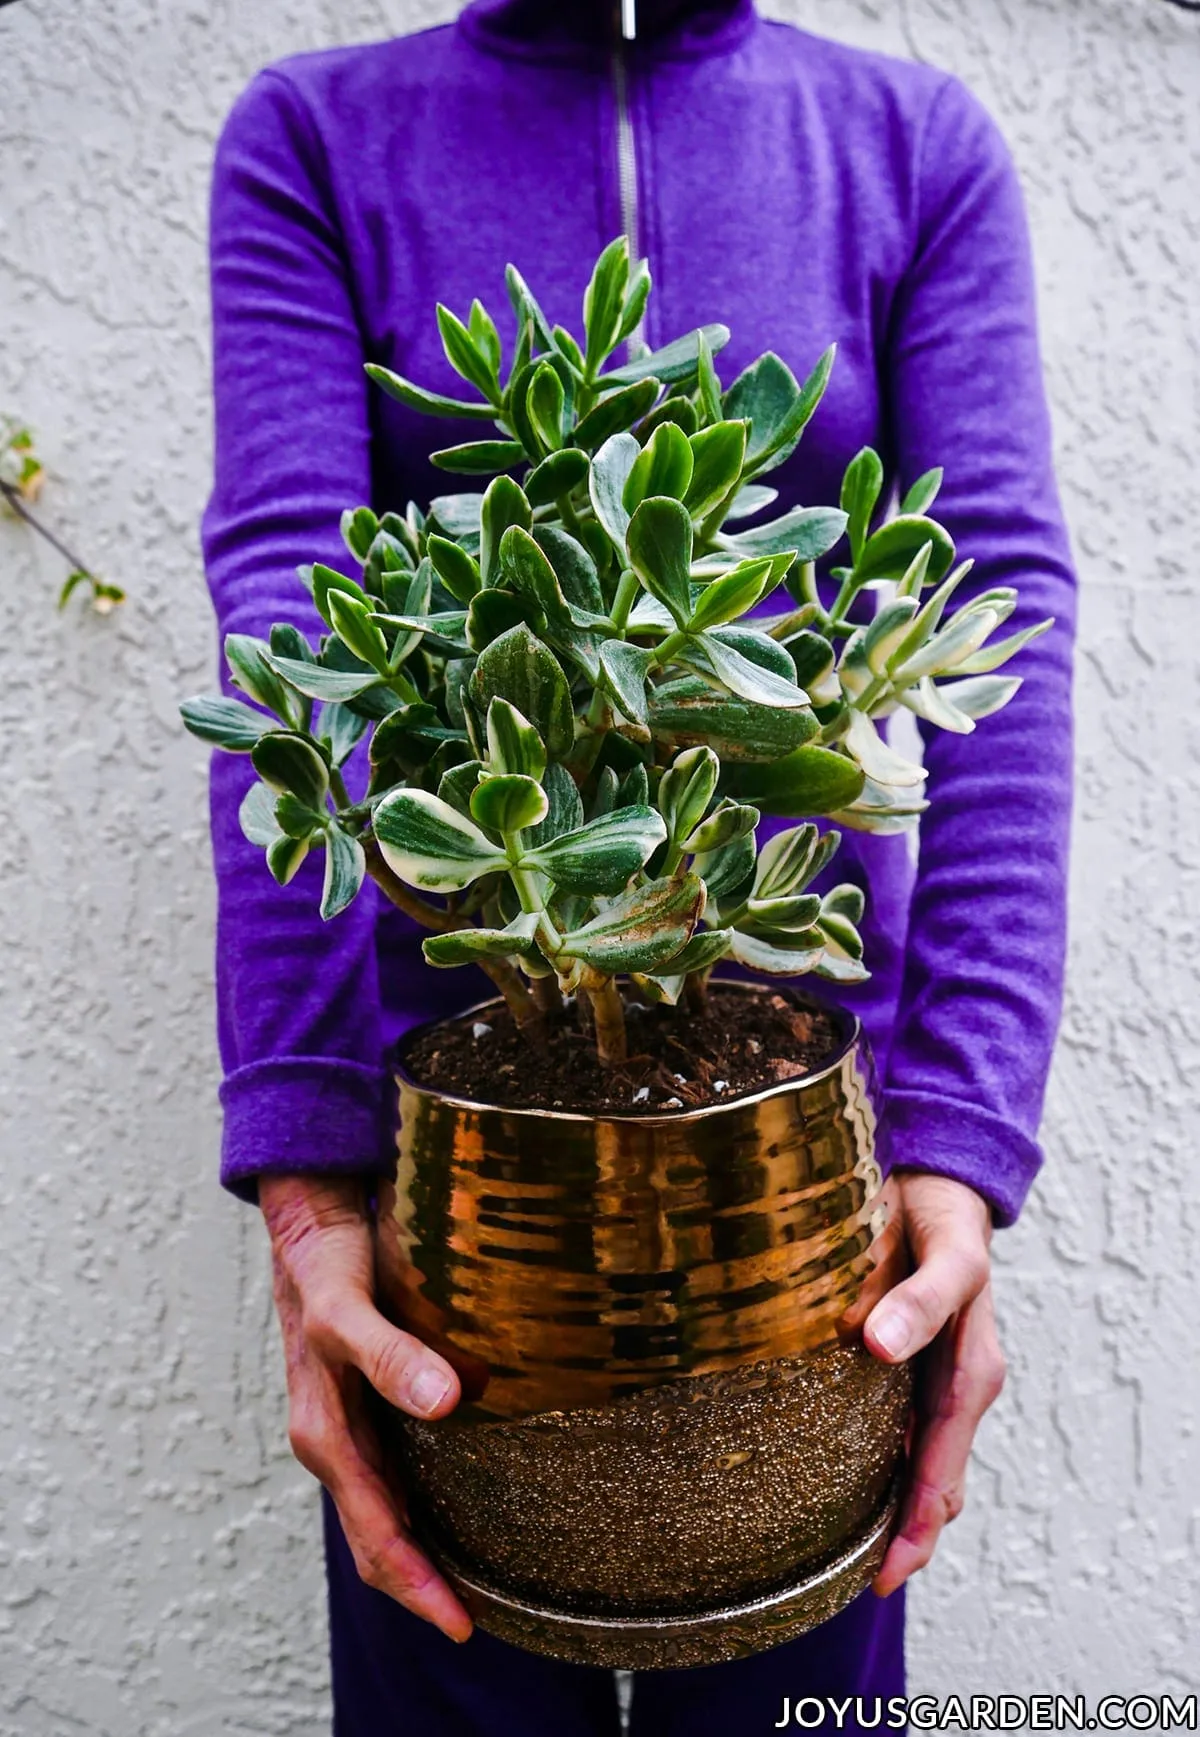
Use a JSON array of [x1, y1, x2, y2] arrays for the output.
[[0, 0, 1196, 1729]]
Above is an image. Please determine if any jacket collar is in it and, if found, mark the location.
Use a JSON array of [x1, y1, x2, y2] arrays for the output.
[[457, 0, 757, 64]]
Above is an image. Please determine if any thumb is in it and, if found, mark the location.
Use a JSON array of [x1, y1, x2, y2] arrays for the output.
[[864, 1232, 989, 1364]]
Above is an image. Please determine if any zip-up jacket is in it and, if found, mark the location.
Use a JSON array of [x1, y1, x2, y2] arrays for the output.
[[202, 0, 1076, 1225]]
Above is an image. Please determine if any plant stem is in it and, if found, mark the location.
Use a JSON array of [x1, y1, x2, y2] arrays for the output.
[[586, 975, 628, 1068], [0, 476, 94, 574], [608, 567, 640, 634], [361, 834, 544, 1035], [532, 974, 565, 1018]]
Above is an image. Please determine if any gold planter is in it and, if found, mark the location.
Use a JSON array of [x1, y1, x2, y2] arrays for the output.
[[376, 985, 909, 1669]]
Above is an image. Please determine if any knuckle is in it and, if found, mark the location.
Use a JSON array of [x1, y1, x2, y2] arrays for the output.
[[943, 1485, 966, 1523], [366, 1332, 416, 1399], [302, 1288, 350, 1351], [980, 1348, 1007, 1404], [287, 1407, 332, 1474], [958, 1246, 990, 1297]]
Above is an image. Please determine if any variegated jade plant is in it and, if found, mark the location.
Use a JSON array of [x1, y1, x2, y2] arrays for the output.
[[182, 240, 1050, 1068]]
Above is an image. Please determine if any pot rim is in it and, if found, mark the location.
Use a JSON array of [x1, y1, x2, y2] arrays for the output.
[[394, 979, 864, 1128]]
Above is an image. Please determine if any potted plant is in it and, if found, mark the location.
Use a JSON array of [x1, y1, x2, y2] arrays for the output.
[[183, 240, 1049, 1669]]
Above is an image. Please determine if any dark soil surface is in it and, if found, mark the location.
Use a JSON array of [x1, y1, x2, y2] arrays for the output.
[[402, 983, 843, 1115]]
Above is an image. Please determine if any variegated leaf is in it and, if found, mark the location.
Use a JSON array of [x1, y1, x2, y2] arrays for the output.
[[373, 788, 508, 891]]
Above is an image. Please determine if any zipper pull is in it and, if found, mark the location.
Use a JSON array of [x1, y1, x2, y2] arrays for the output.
[[621, 0, 637, 41]]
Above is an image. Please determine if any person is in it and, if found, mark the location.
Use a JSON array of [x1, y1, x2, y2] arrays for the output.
[[200, 0, 1075, 1729]]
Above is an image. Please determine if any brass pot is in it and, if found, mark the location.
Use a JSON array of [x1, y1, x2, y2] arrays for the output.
[[376, 984, 910, 1669]]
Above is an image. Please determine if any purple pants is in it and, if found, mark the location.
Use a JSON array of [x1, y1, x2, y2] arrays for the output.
[[323, 1493, 906, 1735]]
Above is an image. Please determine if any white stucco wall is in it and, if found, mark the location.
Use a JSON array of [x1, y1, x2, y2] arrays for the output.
[[1, 0, 1196, 1729]]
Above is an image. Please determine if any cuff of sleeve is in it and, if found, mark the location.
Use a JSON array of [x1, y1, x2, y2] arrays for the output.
[[218, 1057, 395, 1205], [881, 1089, 1043, 1227]]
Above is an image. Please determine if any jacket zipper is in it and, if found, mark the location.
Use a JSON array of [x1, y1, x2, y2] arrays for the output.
[[611, 0, 647, 353]]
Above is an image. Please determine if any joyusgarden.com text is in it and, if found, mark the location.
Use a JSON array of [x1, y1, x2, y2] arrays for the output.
[[772, 1696, 1197, 1730]]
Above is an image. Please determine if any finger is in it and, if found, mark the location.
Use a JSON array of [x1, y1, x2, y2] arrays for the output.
[[306, 1287, 462, 1420], [872, 1290, 1006, 1597], [329, 1454, 474, 1642], [864, 1237, 988, 1364]]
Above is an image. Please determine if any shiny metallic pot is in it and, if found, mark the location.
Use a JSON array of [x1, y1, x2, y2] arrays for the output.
[[375, 984, 910, 1669]]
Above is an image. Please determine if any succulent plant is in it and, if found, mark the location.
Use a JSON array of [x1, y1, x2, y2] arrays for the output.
[[182, 240, 1051, 1066]]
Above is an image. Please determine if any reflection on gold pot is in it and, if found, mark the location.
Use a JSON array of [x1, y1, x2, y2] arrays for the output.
[[376, 985, 910, 1669]]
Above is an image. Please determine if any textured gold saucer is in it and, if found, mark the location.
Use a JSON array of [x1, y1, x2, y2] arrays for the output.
[[378, 985, 910, 1668], [437, 1484, 900, 1670]]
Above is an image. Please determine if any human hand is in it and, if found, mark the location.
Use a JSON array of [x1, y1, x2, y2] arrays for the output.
[[259, 1172, 472, 1640], [860, 1171, 1007, 1597]]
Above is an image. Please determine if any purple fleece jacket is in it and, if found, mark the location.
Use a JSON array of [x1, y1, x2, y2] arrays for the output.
[[201, 0, 1075, 1225]]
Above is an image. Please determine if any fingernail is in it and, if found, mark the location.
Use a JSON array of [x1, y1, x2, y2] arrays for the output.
[[872, 1310, 911, 1359], [409, 1365, 452, 1416]]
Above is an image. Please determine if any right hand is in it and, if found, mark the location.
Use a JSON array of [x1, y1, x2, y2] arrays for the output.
[[259, 1172, 472, 1641]]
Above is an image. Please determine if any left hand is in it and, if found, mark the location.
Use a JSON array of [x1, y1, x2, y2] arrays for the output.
[[860, 1171, 1008, 1597]]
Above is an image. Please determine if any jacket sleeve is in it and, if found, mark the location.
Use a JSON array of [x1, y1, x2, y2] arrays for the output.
[[880, 77, 1077, 1226], [202, 70, 391, 1202]]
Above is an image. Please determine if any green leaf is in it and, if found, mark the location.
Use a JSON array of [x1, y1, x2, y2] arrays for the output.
[[831, 774, 929, 835], [720, 504, 847, 563], [267, 832, 311, 886], [627, 495, 693, 626], [365, 362, 496, 421], [730, 745, 865, 817], [617, 256, 651, 343], [504, 264, 560, 360], [427, 534, 482, 604], [521, 805, 667, 896], [225, 634, 297, 721], [533, 527, 605, 614], [479, 475, 533, 586], [466, 587, 536, 652], [470, 773, 549, 835], [723, 484, 778, 521], [681, 799, 758, 855], [527, 760, 585, 848], [728, 930, 824, 975], [723, 345, 835, 477], [315, 701, 370, 768], [180, 694, 271, 751], [373, 788, 508, 891], [274, 791, 325, 839], [694, 830, 757, 901], [527, 361, 567, 453], [690, 630, 809, 709], [428, 493, 485, 548], [862, 596, 921, 674], [934, 674, 1023, 721], [423, 912, 541, 967], [583, 235, 631, 376], [525, 447, 590, 507], [328, 590, 390, 675], [559, 873, 705, 973], [649, 675, 819, 761], [687, 558, 773, 633], [321, 825, 367, 919], [486, 696, 546, 779], [601, 324, 731, 388], [312, 563, 372, 629], [251, 732, 330, 809], [744, 891, 823, 933], [572, 378, 661, 452], [696, 329, 723, 426], [341, 506, 379, 564], [498, 525, 571, 626], [900, 467, 943, 518], [265, 655, 382, 704], [470, 623, 575, 759], [753, 823, 839, 899], [636, 394, 700, 441], [437, 758, 484, 818], [658, 746, 719, 847], [240, 780, 284, 847], [786, 630, 839, 705], [624, 421, 694, 512], [840, 448, 884, 563], [597, 639, 654, 726], [431, 440, 525, 475], [854, 515, 955, 588], [590, 432, 641, 555], [469, 298, 502, 375], [684, 421, 746, 518], [437, 302, 500, 401], [952, 617, 1053, 676], [890, 601, 1001, 686]]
